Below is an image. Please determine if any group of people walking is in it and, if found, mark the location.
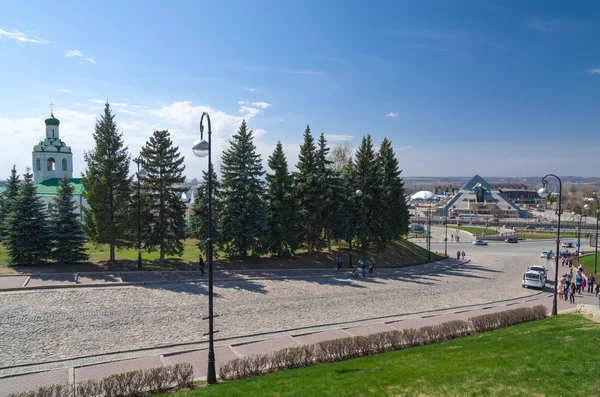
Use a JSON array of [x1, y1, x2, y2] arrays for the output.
[[557, 264, 597, 304], [456, 250, 466, 261], [560, 250, 574, 267]]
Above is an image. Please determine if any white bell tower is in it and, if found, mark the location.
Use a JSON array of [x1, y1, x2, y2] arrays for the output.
[[32, 106, 73, 184]]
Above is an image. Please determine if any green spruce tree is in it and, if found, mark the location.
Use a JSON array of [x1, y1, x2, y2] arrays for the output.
[[5, 169, 51, 265], [315, 133, 343, 252], [189, 164, 222, 255], [0, 166, 20, 238], [353, 135, 385, 248], [140, 130, 188, 260], [51, 175, 88, 264], [220, 120, 268, 258], [266, 142, 300, 257], [378, 138, 410, 239], [339, 159, 358, 249], [82, 103, 133, 263], [295, 125, 324, 254]]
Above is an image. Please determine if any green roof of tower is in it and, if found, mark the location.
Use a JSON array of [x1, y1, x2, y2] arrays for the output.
[[45, 113, 60, 126]]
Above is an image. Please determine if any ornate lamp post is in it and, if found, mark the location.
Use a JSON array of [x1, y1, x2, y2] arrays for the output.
[[538, 174, 562, 316], [135, 157, 146, 270], [585, 198, 600, 273], [192, 112, 217, 385], [348, 189, 362, 268]]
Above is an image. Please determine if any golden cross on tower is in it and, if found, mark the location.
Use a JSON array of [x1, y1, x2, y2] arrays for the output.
[[50, 102, 54, 114]]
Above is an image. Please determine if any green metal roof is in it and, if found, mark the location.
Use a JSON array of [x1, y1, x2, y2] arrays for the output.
[[45, 114, 60, 126], [0, 179, 84, 197], [35, 178, 85, 196]]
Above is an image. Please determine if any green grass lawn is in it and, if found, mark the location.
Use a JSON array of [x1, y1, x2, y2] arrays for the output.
[[165, 314, 600, 397], [447, 225, 498, 236], [0, 239, 441, 274], [519, 231, 579, 240]]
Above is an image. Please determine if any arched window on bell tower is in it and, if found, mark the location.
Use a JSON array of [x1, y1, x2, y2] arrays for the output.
[[47, 158, 56, 171], [62, 158, 68, 171], [36, 158, 41, 171]]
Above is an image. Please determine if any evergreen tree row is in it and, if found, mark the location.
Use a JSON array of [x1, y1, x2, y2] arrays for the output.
[[1, 169, 87, 265], [190, 121, 410, 259], [0, 103, 409, 265]]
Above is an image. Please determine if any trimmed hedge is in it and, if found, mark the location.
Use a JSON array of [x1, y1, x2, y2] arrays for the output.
[[8, 363, 194, 397], [219, 305, 548, 381]]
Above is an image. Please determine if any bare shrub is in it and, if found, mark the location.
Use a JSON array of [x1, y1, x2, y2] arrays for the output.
[[75, 380, 102, 397], [401, 328, 422, 348], [218, 361, 233, 381], [172, 363, 195, 389], [144, 367, 172, 393]]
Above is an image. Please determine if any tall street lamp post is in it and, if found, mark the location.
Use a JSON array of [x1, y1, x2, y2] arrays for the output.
[[135, 157, 146, 270], [192, 112, 217, 385], [444, 214, 448, 257], [348, 190, 362, 268], [538, 174, 562, 316], [585, 198, 600, 274], [572, 211, 585, 253], [427, 198, 433, 261]]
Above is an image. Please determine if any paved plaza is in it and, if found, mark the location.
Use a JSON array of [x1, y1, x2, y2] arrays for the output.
[[0, 236, 595, 394]]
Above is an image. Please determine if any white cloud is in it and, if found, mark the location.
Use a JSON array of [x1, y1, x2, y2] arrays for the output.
[[238, 101, 271, 109], [252, 102, 271, 109], [65, 49, 96, 64], [254, 129, 268, 138], [1, 100, 279, 182], [0, 29, 49, 44], [324, 134, 353, 142], [589, 68, 600, 74], [65, 50, 83, 57], [387, 112, 398, 118], [244, 87, 256, 92], [57, 89, 72, 93], [238, 106, 261, 118]]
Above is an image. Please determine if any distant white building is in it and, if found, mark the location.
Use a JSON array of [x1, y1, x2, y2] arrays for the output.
[[439, 175, 528, 219]]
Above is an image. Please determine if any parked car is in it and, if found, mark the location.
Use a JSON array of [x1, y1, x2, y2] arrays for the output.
[[561, 242, 574, 248], [526, 225, 536, 230], [505, 237, 518, 243], [542, 226, 553, 231], [528, 265, 548, 281], [522, 271, 546, 289], [472, 240, 488, 246], [540, 251, 555, 259]]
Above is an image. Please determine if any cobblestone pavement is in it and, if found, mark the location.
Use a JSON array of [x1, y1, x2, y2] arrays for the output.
[[0, 240, 551, 368]]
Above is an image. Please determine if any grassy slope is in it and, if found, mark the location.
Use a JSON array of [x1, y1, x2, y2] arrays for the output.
[[447, 225, 498, 236], [0, 239, 441, 274], [167, 314, 600, 397]]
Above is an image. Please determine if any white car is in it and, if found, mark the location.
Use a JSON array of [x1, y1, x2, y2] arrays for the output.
[[528, 265, 548, 281], [561, 242, 574, 248], [540, 251, 555, 259], [472, 240, 488, 246], [522, 271, 546, 289]]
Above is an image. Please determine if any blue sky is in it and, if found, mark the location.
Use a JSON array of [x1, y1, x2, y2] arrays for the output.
[[1, 0, 599, 178]]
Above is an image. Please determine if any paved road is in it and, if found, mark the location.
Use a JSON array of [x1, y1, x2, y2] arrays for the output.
[[0, 236, 556, 369]]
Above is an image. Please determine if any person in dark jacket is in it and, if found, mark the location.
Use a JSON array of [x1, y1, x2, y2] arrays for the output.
[[199, 255, 205, 276]]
